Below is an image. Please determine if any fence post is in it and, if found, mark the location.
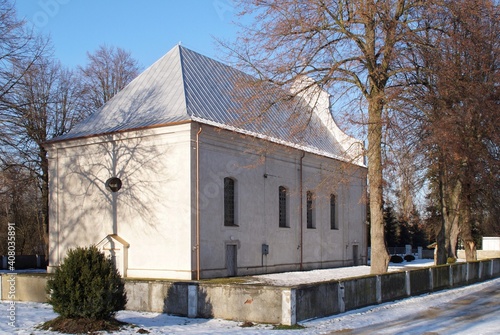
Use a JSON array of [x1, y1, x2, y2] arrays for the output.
[[418, 246, 423, 259], [449, 264, 453, 288], [281, 288, 296, 325], [376, 276, 382, 304], [405, 271, 411, 296], [466, 262, 470, 283], [187, 285, 198, 318], [429, 268, 434, 291], [405, 244, 412, 255], [338, 282, 345, 313]]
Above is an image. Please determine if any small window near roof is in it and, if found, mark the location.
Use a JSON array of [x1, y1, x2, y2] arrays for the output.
[[330, 194, 338, 230], [279, 186, 288, 228], [224, 177, 237, 226], [306, 191, 315, 229]]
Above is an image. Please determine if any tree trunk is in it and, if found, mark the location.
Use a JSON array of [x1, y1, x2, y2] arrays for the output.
[[40, 145, 50, 262], [437, 158, 461, 263], [460, 195, 477, 262], [445, 180, 461, 259], [368, 96, 390, 274], [436, 218, 447, 265], [463, 239, 477, 261], [449, 214, 460, 259], [436, 160, 448, 265]]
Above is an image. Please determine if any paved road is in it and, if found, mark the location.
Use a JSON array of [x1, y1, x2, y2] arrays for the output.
[[324, 279, 500, 335]]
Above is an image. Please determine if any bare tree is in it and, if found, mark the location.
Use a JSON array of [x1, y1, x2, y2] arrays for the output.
[[412, 0, 500, 262], [0, 167, 45, 255], [0, 2, 140, 260], [1, 44, 139, 260], [225, 0, 430, 273], [0, 0, 47, 142], [79, 45, 140, 115], [1, 57, 86, 256]]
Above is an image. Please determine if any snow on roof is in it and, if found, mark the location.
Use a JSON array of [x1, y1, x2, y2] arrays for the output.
[[51, 45, 364, 165]]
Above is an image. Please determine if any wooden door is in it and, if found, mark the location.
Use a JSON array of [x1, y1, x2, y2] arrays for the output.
[[353, 245, 359, 266], [226, 244, 237, 277]]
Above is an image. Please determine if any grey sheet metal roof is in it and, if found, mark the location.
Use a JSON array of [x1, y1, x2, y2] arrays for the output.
[[52, 45, 356, 162], [53, 46, 191, 140]]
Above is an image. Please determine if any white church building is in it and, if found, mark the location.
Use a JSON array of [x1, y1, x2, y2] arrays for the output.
[[45, 45, 368, 280]]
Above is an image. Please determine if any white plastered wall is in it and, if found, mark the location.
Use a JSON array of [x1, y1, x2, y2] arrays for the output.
[[196, 126, 367, 278], [47, 124, 194, 279]]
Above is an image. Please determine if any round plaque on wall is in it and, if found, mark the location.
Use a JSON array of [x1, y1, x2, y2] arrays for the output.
[[105, 177, 122, 192]]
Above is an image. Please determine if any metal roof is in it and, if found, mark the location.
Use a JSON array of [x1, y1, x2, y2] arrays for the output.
[[53, 46, 190, 140], [51, 45, 362, 164]]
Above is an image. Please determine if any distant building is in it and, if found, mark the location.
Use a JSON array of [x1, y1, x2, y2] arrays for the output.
[[483, 237, 500, 251], [45, 45, 367, 280]]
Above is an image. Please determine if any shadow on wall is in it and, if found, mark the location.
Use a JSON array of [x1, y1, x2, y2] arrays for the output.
[[54, 87, 175, 260], [163, 284, 213, 319], [196, 286, 214, 319]]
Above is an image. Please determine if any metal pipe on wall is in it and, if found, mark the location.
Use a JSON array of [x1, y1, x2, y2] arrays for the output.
[[196, 125, 202, 280], [300, 151, 305, 271]]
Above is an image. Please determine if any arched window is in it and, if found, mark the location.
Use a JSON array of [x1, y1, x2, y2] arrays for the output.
[[279, 186, 288, 228], [330, 194, 338, 230], [307, 191, 315, 228], [224, 177, 237, 226]]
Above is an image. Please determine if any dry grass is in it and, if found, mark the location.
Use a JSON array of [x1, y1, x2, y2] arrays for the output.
[[38, 316, 129, 334]]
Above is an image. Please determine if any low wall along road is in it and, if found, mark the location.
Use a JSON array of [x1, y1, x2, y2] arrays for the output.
[[1, 259, 499, 325]]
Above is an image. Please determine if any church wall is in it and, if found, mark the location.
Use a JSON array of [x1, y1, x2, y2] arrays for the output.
[[47, 122, 367, 280], [46, 124, 194, 279], [196, 126, 367, 278]]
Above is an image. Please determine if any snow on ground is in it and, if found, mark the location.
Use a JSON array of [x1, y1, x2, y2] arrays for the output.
[[2, 278, 499, 334], [248, 259, 436, 285], [1, 260, 499, 334]]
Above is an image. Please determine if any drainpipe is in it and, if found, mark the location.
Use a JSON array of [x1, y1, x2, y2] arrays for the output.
[[196, 125, 202, 280], [300, 151, 305, 271]]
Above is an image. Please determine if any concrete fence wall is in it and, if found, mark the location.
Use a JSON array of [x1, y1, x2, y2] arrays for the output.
[[0, 274, 49, 303], [1, 255, 47, 270], [1, 258, 499, 325], [457, 250, 500, 259], [293, 258, 500, 323]]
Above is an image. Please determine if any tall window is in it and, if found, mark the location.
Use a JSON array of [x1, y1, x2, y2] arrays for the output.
[[279, 186, 288, 228], [306, 191, 315, 228], [224, 177, 236, 226], [330, 194, 338, 230]]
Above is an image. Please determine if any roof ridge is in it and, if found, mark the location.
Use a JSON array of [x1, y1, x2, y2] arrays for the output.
[[177, 45, 192, 119]]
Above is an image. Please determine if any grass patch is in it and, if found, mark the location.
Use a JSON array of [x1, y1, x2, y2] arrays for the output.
[[240, 321, 255, 327], [201, 277, 250, 284], [273, 324, 306, 330], [38, 316, 128, 334]]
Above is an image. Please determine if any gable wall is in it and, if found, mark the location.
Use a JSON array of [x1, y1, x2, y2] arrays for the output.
[[196, 126, 367, 278], [47, 124, 194, 279]]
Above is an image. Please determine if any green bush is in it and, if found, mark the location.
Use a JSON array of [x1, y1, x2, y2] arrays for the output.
[[390, 255, 404, 263], [47, 245, 127, 320], [404, 254, 415, 262]]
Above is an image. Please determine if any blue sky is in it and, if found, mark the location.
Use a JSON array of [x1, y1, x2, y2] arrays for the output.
[[15, 0, 241, 70]]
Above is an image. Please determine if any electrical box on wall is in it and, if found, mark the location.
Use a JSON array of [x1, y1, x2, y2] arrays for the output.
[[262, 244, 269, 255]]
